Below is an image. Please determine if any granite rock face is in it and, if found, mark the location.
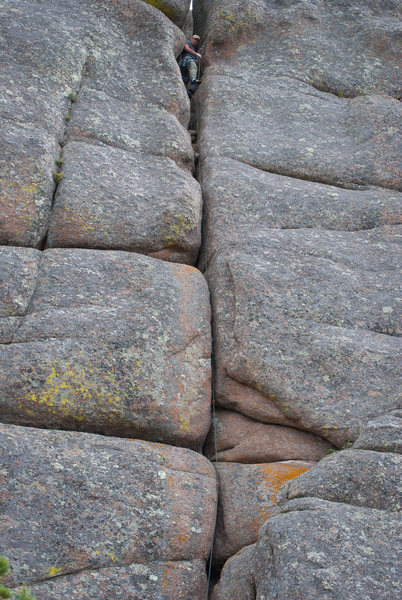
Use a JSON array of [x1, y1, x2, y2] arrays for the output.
[[207, 227, 401, 447], [200, 0, 401, 452], [213, 461, 312, 563], [0, 246, 211, 450], [210, 544, 256, 600], [1, 423, 217, 599], [255, 497, 401, 600], [1, 0, 201, 262], [201, 0, 402, 98], [204, 409, 333, 463], [197, 0, 402, 593], [213, 413, 402, 599]]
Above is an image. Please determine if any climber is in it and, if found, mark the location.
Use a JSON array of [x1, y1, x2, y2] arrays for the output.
[[179, 34, 202, 97]]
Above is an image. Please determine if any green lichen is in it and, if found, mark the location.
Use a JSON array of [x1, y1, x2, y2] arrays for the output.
[[145, 0, 175, 22]]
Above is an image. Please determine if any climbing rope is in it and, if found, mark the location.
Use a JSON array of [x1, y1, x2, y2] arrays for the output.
[[206, 345, 219, 599]]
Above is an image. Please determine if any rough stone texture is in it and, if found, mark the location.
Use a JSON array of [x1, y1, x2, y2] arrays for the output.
[[354, 409, 402, 453], [198, 0, 402, 455], [142, 0, 191, 28], [204, 409, 334, 463], [26, 561, 207, 600], [200, 156, 402, 269], [199, 76, 401, 191], [203, 0, 402, 98], [279, 449, 402, 512], [0, 246, 211, 450], [207, 227, 402, 447], [1, 0, 201, 262], [210, 544, 255, 600], [213, 461, 312, 563], [251, 414, 402, 599], [0, 423, 217, 599], [255, 497, 402, 600], [47, 141, 201, 264]]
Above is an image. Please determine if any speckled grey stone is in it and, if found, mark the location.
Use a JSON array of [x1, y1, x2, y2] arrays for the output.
[[26, 561, 207, 600], [206, 227, 401, 447], [278, 449, 402, 512], [203, 0, 401, 97], [1, 0, 198, 257], [47, 141, 201, 263], [211, 544, 256, 600], [255, 497, 402, 600], [199, 76, 401, 191], [354, 410, 402, 454], [0, 247, 211, 449], [200, 156, 402, 269], [0, 423, 217, 599]]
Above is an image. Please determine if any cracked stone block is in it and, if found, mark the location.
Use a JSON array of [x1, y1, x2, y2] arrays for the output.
[[0, 423, 217, 600], [206, 227, 402, 447], [1, 0, 198, 257], [142, 0, 191, 28], [254, 497, 402, 600], [27, 561, 207, 600], [200, 156, 402, 269], [278, 448, 402, 512], [202, 0, 401, 98], [354, 409, 402, 453], [0, 122, 57, 247], [47, 141, 201, 264], [199, 76, 401, 191], [0, 246, 211, 450], [204, 409, 334, 463], [210, 544, 256, 600], [213, 461, 312, 563]]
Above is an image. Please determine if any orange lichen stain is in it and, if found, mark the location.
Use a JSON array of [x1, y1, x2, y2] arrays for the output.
[[254, 463, 311, 530]]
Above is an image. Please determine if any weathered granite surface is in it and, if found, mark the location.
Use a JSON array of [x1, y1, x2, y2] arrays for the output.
[[202, 0, 402, 98], [204, 409, 333, 463], [1, 0, 201, 261], [199, 76, 401, 191], [213, 413, 402, 599], [255, 497, 401, 600], [213, 460, 312, 563], [206, 227, 401, 447], [210, 544, 255, 600], [0, 246, 211, 449], [1, 423, 217, 599], [200, 156, 402, 269], [142, 0, 191, 28]]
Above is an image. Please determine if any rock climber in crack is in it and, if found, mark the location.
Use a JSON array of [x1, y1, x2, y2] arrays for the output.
[[179, 34, 202, 97]]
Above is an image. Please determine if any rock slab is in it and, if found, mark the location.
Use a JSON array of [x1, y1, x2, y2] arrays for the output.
[[1, 423, 217, 599], [0, 246, 211, 450]]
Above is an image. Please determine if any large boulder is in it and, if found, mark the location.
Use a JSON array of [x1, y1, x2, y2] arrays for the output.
[[1, 423, 217, 600], [199, 76, 401, 191], [206, 227, 401, 447], [203, 0, 401, 97], [210, 544, 256, 600], [213, 412, 402, 599], [213, 460, 312, 563], [200, 156, 402, 269], [0, 246, 211, 450], [1, 0, 201, 262], [255, 497, 401, 600]]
